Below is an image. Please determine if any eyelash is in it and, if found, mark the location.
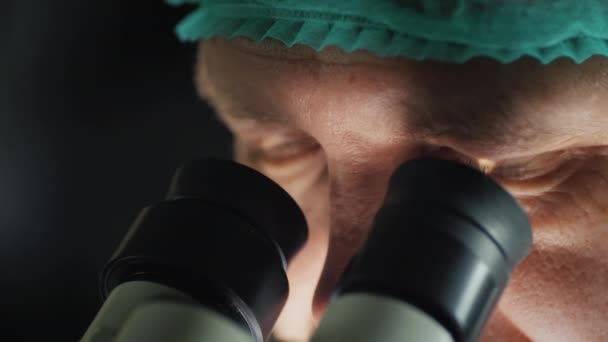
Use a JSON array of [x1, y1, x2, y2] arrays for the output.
[[449, 154, 538, 180], [494, 163, 546, 180], [251, 132, 557, 181], [258, 144, 536, 179]]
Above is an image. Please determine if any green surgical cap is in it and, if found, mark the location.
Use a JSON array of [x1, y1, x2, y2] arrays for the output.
[[167, 0, 608, 64]]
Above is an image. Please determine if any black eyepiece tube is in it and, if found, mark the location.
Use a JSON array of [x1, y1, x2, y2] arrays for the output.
[[97, 159, 308, 341], [327, 157, 532, 342]]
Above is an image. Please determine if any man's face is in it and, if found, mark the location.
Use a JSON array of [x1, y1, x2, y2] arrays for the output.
[[196, 37, 608, 342]]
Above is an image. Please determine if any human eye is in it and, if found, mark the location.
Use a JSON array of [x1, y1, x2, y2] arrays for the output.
[[491, 150, 577, 182], [429, 146, 568, 181], [255, 134, 321, 166], [241, 131, 327, 191], [230, 121, 326, 183]]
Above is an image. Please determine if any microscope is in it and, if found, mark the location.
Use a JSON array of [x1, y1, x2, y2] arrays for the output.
[[81, 157, 532, 342]]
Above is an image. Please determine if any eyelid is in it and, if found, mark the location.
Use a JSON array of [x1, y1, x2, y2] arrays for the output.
[[426, 147, 494, 174], [263, 139, 320, 161], [492, 163, 537, 180], [426, 146, 545, 179], [494, 159, 566, 180], [254, 133, 321, 165], [455, 154, 544, 180]]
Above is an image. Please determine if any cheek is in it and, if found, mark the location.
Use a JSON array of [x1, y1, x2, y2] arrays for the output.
[[498, 155, 608, 340]]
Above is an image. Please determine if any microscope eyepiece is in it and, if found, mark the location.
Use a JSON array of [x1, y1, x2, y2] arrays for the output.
[[98, 159, 308, 341]]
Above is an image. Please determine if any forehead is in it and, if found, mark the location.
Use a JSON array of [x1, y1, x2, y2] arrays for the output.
[[199, 36, 560, 102], [197, 36, 527, 114], [198, 37, 606, 159]]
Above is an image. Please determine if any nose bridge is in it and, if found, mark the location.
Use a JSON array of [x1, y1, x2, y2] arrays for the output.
[[310, 109, 441, 318], [324, 137, 425, 245], [329, 158, 389, 229], [302, 85, 438, 252], [314, 140, 425, 309]]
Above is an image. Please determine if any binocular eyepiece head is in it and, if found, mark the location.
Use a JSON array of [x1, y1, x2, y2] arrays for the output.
[[96, 157, 531, 342]]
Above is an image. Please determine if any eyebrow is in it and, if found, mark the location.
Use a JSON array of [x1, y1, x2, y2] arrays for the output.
[[212, 93, 471, 146]]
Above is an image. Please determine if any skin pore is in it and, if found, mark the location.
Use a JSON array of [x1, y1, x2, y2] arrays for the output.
[[197, 37, 608, 342]]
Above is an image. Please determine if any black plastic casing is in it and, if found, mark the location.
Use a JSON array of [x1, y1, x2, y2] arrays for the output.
[[100, 159, 308, 342], [337, 158, 533, 342]]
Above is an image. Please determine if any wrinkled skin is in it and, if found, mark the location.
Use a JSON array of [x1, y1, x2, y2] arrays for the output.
[[196, 37, 608, 342]]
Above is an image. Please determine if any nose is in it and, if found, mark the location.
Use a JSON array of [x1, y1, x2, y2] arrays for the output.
[[311, 141, 431, 320]]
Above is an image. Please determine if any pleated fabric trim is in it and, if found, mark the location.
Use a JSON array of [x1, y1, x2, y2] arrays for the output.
[[170, 2, 608, 64]]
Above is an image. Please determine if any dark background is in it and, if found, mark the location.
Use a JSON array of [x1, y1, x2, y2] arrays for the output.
[[1, 1, 232, 340]]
